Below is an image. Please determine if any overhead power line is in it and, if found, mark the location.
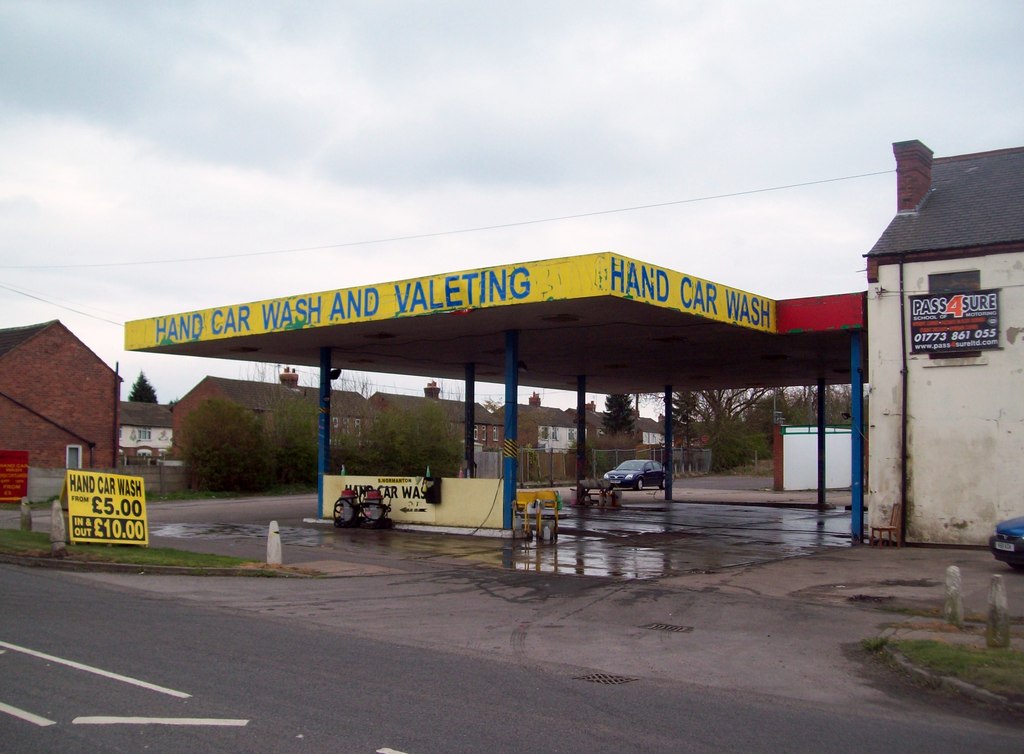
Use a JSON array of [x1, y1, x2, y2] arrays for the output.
[[0, 169, 893, 271], [0, 281, 123, 326]]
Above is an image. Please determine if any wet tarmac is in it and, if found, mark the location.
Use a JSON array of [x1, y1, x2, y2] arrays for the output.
[[150, 497, 854, 580]]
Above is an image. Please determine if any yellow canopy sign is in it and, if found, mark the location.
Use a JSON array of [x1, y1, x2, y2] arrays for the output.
[[125, 252, 775, 352]]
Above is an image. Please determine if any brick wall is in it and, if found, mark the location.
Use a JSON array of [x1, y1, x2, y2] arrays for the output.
[[169, 378, 227, 453], [0, 322, 119, 468]]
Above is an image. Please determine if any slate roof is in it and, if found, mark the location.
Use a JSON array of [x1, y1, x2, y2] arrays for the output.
[[868, 146, 1024, 257], [189, 376, 371, 415], [119, 401, 173, 427], [370, 392, 499, 425], [0, 321, 54, 359]]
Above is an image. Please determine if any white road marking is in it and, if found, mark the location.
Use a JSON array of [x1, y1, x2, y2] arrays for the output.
[[0, 640, 190, 698], [0, 701, 57, 727], [377, 749, 410, 754], [74, 716, 249, 726]]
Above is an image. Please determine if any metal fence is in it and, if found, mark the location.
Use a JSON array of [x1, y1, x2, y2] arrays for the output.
[[473, 446, 712, 484]]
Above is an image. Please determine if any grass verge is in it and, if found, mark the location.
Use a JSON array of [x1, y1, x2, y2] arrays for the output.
[[864, 636, 1024, 702], [0, 528, 265, 570]]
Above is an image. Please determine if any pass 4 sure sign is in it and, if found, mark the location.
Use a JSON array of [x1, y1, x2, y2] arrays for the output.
[[63, 470, 149, 546], [909, 289, 1000, 354]]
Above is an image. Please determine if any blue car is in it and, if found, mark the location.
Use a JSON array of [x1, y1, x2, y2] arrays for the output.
[[603, 459, 665, 491], [989, 516, 1024, 571]]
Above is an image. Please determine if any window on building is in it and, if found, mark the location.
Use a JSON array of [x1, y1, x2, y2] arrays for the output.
[[66, 445, 82, 469], [928, 269, 982, 359], [332, 416, 339, 428], [551, 427, 559, 441], [354, 418, 362, 435], [139, 427, 151, 441], [474, 425, 479, 441], [929, 270, 980, 293], [492, 426, 498, 442]]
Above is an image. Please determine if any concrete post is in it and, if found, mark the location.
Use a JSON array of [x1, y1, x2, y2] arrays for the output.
[[986, 574, 1010, 649], [266, 520, 282, 565], [943, 565, 964, 628], [20, 498, 32, 532], [50, 501, 67, 557]]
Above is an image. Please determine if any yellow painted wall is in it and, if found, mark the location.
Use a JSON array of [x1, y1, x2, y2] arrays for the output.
[[323, 475, 505, 530]]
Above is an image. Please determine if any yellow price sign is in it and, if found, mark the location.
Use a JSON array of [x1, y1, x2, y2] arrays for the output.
[[62, 470, 149, 546]]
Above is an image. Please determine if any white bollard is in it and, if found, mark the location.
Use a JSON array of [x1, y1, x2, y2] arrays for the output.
[[20, 498, 32, 532], [266, 520, 282, 565], [50, 501, 67, 557], [943, 565, 964, 628], [986, 574, 1010, 649]]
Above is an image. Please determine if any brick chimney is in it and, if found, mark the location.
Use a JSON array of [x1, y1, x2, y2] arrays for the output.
[[529, 392, 541, 406], [279, 367, 299, 388], [893, 140, 934, 212], [424, 380, 441, 399], [586, 401, 596, 412]]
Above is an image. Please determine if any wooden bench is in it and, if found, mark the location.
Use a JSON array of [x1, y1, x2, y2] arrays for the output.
[[574, 479, 620, 507]]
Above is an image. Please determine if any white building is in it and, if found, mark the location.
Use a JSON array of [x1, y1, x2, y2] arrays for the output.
[[865, 140, 1024, 545], [118, 401, 173, 462]]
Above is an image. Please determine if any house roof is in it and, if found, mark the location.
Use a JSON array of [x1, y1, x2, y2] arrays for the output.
[[636, 416, 665, 434], [0, 321, 55, 359], [868, 146, 1024, 257], [370, 392, 499, 425], [496, 403, 579, 428], [185, 376, 371, 414], [119, 401, 173, 428]]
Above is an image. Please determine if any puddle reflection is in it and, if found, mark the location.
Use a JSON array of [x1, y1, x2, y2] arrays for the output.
[[151, 502, 852, 581]]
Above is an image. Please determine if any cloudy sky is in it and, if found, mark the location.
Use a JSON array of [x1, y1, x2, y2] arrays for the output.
[[2, 1, 1022, 410]]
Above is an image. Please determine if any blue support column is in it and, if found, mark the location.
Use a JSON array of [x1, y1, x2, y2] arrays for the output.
[[317, 347, 331, 519], [664, 386, 673, 501], [817, 377, 827, 511], [575, 375, 587, 496], [502, 330, 519, 529], [850, 330, 865, 542], [464, 363, 476, 478]]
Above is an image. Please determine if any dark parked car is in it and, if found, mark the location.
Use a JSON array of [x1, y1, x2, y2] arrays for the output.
[[603, 459, 665, 490], [990, 516, 1024, 571]]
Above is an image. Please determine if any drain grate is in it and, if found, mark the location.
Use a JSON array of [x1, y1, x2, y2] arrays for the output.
[[640, 622, 694, 633], [574, 673, 639, 685]]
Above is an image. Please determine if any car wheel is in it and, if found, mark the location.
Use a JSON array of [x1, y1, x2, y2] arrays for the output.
[[1010, 562, 1024, 571], [635, 478, 644, 491], [657, 477, 664, 490]]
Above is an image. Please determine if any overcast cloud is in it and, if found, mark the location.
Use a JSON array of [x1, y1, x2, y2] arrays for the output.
[[1, 1, 1022, 408]]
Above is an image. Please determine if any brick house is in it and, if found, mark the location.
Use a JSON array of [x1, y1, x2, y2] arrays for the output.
[[0, 320, 119, 468], [502, 392, 579, 450], [171, 370, 372, 454], [369, 381, 503, 449]]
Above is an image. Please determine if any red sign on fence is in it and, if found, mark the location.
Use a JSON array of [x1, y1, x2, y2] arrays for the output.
[[0, 450, 29, 503]]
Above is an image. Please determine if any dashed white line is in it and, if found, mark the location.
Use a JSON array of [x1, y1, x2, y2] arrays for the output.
[[74, 716, 249, 726], [0, 701, 57, 727], [0, 640, 190, 698]]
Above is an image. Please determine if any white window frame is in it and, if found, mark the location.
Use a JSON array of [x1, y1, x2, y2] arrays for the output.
[[66, 445, 83, 469]]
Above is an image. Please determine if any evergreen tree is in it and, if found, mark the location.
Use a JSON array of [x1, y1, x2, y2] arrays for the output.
[[602, 394, 636, 436], [128, 371, 158, 403]]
